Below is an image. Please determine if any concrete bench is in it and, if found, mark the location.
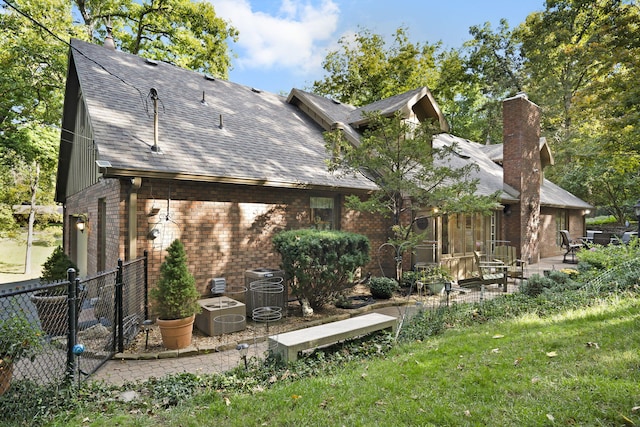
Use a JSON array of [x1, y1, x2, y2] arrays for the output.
[[268, 312, 397, 362]]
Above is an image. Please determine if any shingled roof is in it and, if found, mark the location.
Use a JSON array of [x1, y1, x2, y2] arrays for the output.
[[59, 39, 376, 192], [58, 39, 589, 211], [288, 89, 590, 210]]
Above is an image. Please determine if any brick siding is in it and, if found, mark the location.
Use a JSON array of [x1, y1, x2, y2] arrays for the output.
[[70, 178, 393, 298]]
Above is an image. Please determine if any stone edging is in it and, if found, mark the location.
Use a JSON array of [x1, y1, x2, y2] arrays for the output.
[[113, 300, 410, 360]]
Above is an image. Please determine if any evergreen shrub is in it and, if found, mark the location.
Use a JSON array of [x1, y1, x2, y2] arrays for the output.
[[273, 229, 370, 310], [368, 276, 399, 299], [150, 239, 201, 320]]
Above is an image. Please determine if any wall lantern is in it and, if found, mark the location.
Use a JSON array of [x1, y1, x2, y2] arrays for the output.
[[148, 228, 161, 239], [75, 214, 88, 233]]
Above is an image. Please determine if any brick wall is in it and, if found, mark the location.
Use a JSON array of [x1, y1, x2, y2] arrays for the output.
[[131, 179, 391, 296], [64, 178, 123, 276]]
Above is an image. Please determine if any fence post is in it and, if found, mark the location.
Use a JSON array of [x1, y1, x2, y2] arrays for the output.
[[143, 249, 149, 321], [116, 258, 124, 353], [66, 268, 77, 384]]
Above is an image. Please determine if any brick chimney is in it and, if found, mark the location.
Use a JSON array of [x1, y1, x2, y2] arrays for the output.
[[502, 93, 541, 264]]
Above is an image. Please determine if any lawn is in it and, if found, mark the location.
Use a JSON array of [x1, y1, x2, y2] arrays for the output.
[[0, 226, 61, 282], [54, 293, 640, 426]]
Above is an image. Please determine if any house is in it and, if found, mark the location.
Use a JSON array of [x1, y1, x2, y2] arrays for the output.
[[56, 39, 590, 294]]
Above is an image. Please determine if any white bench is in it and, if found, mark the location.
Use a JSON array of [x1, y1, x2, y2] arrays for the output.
[[268, 312, 397, 362]]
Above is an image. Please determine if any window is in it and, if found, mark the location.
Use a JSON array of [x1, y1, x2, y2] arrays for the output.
[[445, 212, 494, 255], [310, 197, 335, 230]]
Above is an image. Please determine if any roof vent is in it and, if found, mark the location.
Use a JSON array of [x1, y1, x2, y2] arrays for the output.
[[103, 26, 115, 51], [204, 74, 216, 81], [145, 58, 158, 66], [149, 88, 161, 153], [332, 99, 341, 104], [201, 91, 208, 106], [251, 87, 262, 93]]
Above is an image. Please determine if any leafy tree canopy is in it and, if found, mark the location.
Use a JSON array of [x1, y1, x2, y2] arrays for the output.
[[74, 0, 238, 78], [324, 111, 499, 243], [313, 26, 440, 106]]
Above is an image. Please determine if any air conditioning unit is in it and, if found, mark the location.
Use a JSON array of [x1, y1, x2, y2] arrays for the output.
[[210, 277, 226, 295]]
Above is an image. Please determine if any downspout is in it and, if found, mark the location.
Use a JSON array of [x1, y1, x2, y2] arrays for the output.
[[129, 177, 142, 260]]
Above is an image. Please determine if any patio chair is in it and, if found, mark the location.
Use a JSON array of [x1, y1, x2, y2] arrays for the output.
[[592, 232, 613, 246], [458, 251, 507, 292], [559, 230, 582, 264], [493, 246, 526, 282]]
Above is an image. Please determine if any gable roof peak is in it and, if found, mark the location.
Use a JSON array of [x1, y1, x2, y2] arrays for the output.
[[347, 86, 449, 132]]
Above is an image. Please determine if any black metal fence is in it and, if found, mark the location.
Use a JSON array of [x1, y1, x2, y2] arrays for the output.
[[0, 253, 147, 388]]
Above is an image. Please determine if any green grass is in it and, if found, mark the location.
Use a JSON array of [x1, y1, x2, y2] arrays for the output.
[[50, 294, 640, 426], [0, 226, 61, 281]]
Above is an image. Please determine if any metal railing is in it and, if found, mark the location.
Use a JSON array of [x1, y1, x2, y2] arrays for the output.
[[0, 252, 147, 388]]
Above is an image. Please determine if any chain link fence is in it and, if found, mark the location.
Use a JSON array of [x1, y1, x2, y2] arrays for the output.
[[0, 254, 147, 390]]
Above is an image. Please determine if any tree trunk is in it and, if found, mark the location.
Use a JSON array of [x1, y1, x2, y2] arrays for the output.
[[23, 162, 39, 275]]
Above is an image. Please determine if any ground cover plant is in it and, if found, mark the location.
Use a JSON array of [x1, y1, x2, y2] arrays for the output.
[[2, 243, 639, 426], [14, 292, 636, 426]]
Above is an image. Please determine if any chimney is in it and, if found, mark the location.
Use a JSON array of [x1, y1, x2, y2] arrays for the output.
[[502, 93, 541, 263]]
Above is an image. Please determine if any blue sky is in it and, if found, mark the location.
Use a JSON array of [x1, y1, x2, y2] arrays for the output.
[[209, 0, 545, 95]]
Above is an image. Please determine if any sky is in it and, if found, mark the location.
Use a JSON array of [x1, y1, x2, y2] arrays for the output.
[[209, 0, 545, 95]]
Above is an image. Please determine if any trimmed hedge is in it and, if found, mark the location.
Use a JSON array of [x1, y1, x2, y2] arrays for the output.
[[273, 229, 370, 310]]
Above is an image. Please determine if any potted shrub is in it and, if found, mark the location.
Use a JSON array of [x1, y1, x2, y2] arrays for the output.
[[31, 246, 84, 336], [151, 239, 201, 349], [418, 265, 453, 295], [0, 312, 43, 395]]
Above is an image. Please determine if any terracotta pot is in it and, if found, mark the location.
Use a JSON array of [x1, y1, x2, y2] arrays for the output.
[[156, 315, 195, 349], [0, 362, 13, 396]]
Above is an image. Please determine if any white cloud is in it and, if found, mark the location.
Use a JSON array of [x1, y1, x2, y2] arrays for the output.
[[211, 0, 340, 75]]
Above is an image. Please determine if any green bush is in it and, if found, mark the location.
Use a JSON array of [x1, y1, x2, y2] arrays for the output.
[[150, 239, 201, 320], [40, 246, 78, 283], [273, 229, 370, 310], [401, 270, 419, 288], [585, 215, 618, 226], [368, 276, 399, 299], [519, 274, 555, 297], [577, 239, 640, 269]]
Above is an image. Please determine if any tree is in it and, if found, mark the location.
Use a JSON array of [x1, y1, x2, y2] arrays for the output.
[[325, 111, 499, 245], [0, 125, 59, 274], [451, 1, 640, 223], [460, 19, 525, 144], [0, 0, 74, 270], [516, 0, 640, 221], [313, 27, 440, 106], [0, 0, 74, 129], [0, 0, 237, 244], [74, 0, 238, 78]]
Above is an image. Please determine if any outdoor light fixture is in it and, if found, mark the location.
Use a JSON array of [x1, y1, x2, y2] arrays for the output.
[[143, 320, 154, 350], [236, 343, 250, 369], [148, 228, 161, 239], [444, 281, 453, 307], [76, 214, 88, 233], [634, 199, 640, 235]]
